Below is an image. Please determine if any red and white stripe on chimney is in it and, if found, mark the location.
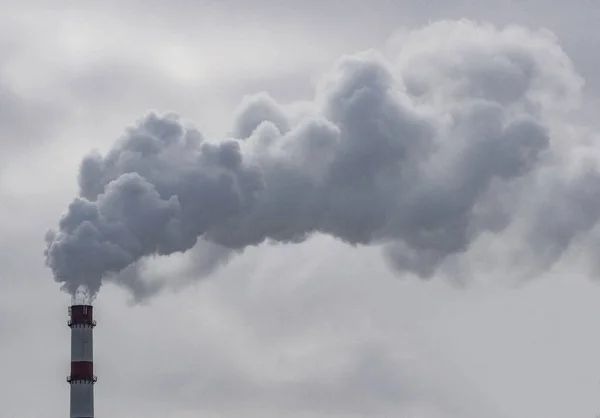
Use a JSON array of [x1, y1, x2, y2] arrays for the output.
[[67, 304, 96, 418]]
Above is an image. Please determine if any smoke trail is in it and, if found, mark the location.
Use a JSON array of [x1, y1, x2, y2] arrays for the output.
[[45, 20, 595, 300]]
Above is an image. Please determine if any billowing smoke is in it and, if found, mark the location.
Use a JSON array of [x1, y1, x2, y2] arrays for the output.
[[45, 20, 596, 300]]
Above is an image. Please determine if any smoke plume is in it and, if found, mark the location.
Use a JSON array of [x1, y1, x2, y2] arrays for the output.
[[45, 20, 597, 300]]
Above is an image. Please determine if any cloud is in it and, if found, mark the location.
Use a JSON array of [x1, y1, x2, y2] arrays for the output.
[[7, 4, 600, 416], [91, 237, 507, 418], [0, 64, 67, 168]]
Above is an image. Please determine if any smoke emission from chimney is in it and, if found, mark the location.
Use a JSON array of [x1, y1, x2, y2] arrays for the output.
[[44, 20, 597, 301]]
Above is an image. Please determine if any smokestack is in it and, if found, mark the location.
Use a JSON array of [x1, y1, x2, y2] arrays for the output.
[[67, 304, 96, 418]]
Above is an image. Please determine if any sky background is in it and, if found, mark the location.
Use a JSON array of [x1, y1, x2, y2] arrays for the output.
[[3, 1, 600, 417]]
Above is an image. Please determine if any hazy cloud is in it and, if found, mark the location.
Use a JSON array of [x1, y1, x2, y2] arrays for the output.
[[6, 3, 600, 418]]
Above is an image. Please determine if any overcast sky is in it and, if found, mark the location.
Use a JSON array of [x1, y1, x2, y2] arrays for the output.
[[4, 1, 600, 417]]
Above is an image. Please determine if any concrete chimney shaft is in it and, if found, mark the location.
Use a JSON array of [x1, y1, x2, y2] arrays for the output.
[[67, 305, 96, 418]]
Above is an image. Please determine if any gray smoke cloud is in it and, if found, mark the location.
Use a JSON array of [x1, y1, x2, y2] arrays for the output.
[[45, 20, 596, 300]]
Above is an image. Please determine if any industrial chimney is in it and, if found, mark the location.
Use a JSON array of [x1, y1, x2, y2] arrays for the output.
[[67, 304, 96, 418]]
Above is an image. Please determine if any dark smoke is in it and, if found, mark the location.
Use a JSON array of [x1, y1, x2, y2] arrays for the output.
[[45, 20, 596, 300]]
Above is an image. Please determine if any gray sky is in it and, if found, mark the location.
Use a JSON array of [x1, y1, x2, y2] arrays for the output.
[[3, 1, 600, 417]]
